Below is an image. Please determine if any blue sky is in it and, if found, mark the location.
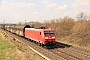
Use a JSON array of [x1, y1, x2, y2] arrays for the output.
[[0, 0, 90, 23]]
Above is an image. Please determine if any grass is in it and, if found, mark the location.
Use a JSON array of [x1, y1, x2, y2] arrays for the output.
[[0, 30, 45, 60], [0, 35, 22, 60]]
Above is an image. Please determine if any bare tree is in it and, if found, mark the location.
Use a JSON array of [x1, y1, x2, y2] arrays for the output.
[[76, 12, 87, 21], [88, 15, 90, 20], [18, 20, 22, 25]]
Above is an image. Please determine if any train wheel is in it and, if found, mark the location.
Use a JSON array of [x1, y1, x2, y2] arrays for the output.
[[36, 41, 38, 44], [38, 42, 41, 46], [42, 44, 45, 47], [31, 40, 33, 42]]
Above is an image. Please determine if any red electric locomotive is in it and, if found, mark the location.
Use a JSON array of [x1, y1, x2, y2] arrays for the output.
[[24, 27, 56, 46]]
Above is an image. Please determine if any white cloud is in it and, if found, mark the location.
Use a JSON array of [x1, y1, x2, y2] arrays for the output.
[[0, 0, 36, 23], [43, 1, 68, 11], [33, 11, 39, 15], [22, 0, 34, 2], [0, 0, 69, 23], [0, 0, 36, 11], [72, 0, 90, 7], [43, 1, 57, 9], [55, 4, 68, 10], [56, 11, 61, 14]]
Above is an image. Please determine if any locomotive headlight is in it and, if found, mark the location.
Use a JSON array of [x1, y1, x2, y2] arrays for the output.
[[52, 37, 55, 39], [45, 37, 48, 39]]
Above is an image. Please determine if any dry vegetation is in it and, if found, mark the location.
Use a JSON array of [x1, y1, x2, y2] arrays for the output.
[[0, 30, 45, 60], [33, 12, 90, 49]]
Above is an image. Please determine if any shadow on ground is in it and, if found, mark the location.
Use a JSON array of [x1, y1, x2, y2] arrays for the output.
[[54, 42, 72, 49], [46, 42, 72, 49]]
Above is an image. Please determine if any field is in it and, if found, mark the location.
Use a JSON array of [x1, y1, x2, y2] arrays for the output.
[[0, 30, 45, 60], [0, 35, 22, 60]]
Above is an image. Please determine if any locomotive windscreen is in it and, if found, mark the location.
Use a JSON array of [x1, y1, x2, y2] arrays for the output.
[[50, 31, 54, 34], [44, 31, 54, 36]]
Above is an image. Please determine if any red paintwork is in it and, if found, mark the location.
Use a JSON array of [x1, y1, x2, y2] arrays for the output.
[[25, 28, 56, 44]]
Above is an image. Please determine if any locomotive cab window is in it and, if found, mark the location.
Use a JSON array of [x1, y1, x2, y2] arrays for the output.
[[50, 31, 54, 34], [44, 31, 54, 36], [50, 31, 54, 36], [44, 31, 49, 36]]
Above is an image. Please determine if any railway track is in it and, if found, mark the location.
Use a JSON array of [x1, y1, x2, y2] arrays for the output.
[[1, 28, 90, 60], [50, 43, 90, 60], [0, 29, 65, 60], [49, 47, 90, 60]]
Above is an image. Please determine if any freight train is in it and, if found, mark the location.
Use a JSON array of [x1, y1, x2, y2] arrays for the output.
[[1, 24, 56, 46]]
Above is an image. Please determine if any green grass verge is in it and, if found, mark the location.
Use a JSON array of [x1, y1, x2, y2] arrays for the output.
[[0, 35, 21, 60]]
